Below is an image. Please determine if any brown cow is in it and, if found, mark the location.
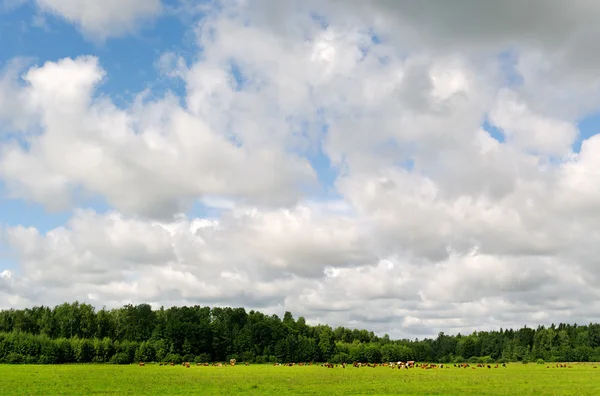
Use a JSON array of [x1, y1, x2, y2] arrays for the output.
[[230, 359, 236, 366]]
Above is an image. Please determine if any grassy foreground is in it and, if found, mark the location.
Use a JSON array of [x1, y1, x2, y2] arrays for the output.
[[1, 363, 600, 395]]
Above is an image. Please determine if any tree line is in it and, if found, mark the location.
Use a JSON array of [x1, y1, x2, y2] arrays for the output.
[[0, 302, 599, 364]]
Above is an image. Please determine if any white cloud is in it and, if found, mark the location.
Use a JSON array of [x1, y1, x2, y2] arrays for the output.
[[5, 0, 600, 338], [0, 56, 316, 217], [3, 205, 375, 310], [35, 0, 161, 40], [490, 89, 578, 156]]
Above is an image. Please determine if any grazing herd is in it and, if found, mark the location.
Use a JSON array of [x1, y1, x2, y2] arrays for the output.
[[141, 361, 511, 370], [153, 361, 250, 368]]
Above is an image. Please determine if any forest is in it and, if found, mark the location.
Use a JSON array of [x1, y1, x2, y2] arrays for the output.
[[0, 302, 599, 364]]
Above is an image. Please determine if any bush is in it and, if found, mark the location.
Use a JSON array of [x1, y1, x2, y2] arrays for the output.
[[109, 352, 130, 365], [240, 351, 255, 363], [536, 358, 545, 364], [254, 355, 267, 364], [330, 353, 349, 364], [135, 342, 156, 363], [74, 339, 95, 363], [194, 353, 211, 364], [56, 338, 74, 363], [164, 353, 183, 364], [4, 352, 25, 364]]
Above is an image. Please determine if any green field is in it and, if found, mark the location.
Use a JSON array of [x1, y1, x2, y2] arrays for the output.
[[1, 363, 600, 395]]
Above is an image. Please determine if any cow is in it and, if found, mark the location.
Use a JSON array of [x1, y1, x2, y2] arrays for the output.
[[230, 359, 236, 366], [139, 362, 145, 367]]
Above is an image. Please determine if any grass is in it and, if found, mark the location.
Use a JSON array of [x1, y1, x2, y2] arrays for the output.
[[1, 363, 600, 395]]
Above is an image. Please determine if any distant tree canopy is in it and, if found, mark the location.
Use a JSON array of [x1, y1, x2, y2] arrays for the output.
[[0, 302, 599, 364]]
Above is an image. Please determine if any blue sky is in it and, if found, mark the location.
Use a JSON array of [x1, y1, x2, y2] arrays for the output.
[[4, 0, 600, 339], [2, 1, 599, 226], [0, 0, 599, 275], [0, 1, 190, 231], [0, 1, 193, 270], [0, 1, 341, 242]]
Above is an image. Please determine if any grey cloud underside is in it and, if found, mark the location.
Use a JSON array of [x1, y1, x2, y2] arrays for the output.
[[34, 0, 162, 40], [3, 0, 600, 339]]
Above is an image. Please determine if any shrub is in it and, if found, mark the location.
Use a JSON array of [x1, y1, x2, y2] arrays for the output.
[[330, 353, 349, 364], [478, 356, 495, 364], [56, 338, 74, 363], [5, 352, 25, 364], [195, 353, 211, 363], [240, 351, 255, 363], [164, 353, 183, 364], [536, 358, 545, 364], [135, 342, 156, 363], [254, 355, 267, 364], [109, 352, 130, 365], [74, 339, 95, 363]]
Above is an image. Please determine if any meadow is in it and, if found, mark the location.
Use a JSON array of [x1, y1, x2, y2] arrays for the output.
[[1, 363, 600, 395]]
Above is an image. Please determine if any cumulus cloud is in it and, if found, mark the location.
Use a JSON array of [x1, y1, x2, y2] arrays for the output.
[[0, 56, 316, 217], [4, 0, 600, 339], [34, 0, 162, 40], [3, 205, 375, 310]]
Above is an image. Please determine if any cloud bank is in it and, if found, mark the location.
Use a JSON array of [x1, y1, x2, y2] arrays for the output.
[[2, 0, 600, 339]]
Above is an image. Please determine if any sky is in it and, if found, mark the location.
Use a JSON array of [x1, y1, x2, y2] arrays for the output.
[[2, 0, 600, 340]]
